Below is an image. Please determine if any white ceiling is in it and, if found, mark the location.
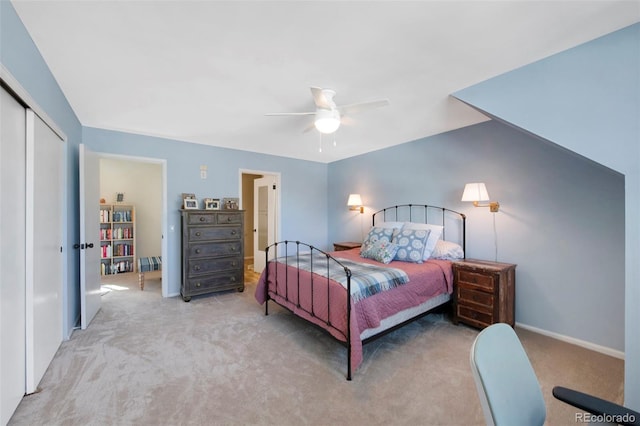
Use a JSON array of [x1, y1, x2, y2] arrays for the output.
[[10, 1, 639, 163]]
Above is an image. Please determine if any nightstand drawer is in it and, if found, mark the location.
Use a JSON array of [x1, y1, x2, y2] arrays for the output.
[[457, 286, 494, 307], [457, 305, 493, 328], [457, 270, 495, 291]]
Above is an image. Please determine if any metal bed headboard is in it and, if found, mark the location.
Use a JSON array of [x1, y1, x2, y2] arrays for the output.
[[371, 204, 466, 255]]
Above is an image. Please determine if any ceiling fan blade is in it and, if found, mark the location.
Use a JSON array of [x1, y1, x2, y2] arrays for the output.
[[338, 99, 390, 116], [265, 112, 316, 116], [310, 87, 334, 109]]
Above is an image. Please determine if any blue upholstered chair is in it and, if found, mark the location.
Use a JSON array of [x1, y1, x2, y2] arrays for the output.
[[470, 323, 546, 425], [470, 323, 640, 426]]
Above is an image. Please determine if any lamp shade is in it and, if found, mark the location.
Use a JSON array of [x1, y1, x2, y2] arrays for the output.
[[314, 109, 341, 134], [347, 193, 363, 207], [462, 183, 490, 202]]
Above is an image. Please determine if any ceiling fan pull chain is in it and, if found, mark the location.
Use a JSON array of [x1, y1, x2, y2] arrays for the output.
[[318, 133, 323, 153], [333, 134, 337, 147]]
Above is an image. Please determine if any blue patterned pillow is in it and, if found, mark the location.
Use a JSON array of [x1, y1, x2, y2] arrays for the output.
[[360, 239, 399, 264], [360, 226, 398, 255], [394, 229, 431, 263]]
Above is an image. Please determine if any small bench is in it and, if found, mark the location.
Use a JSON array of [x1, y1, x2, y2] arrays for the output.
[[138, 256, 162, 290]]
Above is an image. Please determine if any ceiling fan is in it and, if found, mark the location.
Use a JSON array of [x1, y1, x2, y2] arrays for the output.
[[266, 87, 390, 134]]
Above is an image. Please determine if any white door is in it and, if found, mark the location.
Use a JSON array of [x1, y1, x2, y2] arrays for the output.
[[25, 110, 64, 393], [79, 144, 101, 329], [0, 86, 27, 425], [253, 175, 277, 272]]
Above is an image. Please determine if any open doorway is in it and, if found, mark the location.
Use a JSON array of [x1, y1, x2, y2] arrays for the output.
[[240, 170, 281, 274], [98, 154, 167, 296]]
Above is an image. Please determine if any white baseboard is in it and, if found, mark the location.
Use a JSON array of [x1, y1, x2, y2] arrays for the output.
[[516, 322, 625, 360]]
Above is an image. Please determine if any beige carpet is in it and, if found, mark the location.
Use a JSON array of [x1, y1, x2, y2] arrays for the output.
[[9, 271, 623, 425]]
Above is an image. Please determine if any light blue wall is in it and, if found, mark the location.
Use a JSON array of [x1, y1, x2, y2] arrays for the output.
[[1, 0, 83, 338], [452, 22, 640, 408], [83, 127, 329, 297], [329, 120, 625, 352]]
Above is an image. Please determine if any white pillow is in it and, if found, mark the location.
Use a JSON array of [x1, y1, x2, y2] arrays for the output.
[[431, 240, 464, 260], [375, 221, 405, 231], [403, 222, 443, 260]]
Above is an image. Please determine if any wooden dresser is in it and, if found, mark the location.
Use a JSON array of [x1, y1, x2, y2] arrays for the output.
[[452, 259, 516, 329], [180, 210, 244, 302]]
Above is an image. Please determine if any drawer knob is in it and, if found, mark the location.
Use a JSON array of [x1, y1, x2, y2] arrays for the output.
[[195, 248, 201, 254], [199, 217, 206, 222], [231, 230, 237, 235], [230, 277, 236, 282], [227, 217, 232, 222], [231, 261, 237, 266], [230, 247, 236, 252], [195, 232, 201, 237], [194, 265, 201, 271], [195, 282, 201, 287]]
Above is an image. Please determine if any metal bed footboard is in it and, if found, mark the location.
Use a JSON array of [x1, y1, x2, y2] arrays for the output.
[[263, 240, 355, 379]]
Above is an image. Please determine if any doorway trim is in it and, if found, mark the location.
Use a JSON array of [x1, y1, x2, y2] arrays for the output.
[[97, 152, 169, 297], [239, 168, 282, 258]]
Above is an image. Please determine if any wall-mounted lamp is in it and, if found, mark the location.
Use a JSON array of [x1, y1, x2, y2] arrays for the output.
[[461, 182, 500, 213], [347, 193, 364, 214]]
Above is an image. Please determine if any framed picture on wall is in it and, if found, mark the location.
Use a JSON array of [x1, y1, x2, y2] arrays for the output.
[[183, 198, 198, 210]]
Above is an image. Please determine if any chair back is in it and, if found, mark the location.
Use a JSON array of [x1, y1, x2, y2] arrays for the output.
[[470, 323, 546, 426]]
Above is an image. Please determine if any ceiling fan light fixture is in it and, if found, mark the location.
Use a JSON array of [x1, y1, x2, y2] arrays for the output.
[[314, 109, 341, 134]]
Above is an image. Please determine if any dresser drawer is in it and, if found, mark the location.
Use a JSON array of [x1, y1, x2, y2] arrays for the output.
[[457, 286, 494, 308], [456, 270, 495, 291], [188, 213, 216, 225], [188, 226, 241, 242], [188, 256, 243, 276], [188, 241, 242, 258], [457, 305, 493, 328], [186, 270, 243, 293], [216, 212, 242, 224]]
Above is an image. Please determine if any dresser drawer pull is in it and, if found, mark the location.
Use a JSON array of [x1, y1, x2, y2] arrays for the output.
[[231, 261, 237, 267], [227, 216, 232, 222], [195, 231, 201, 237], [195, 248, 201, 254], [199, 217, 206, 222], [194, 265, 201, 271], [231, 230, 237, 235], [195, 282, 201, 287], [230, 247, 236, 252], [230, 277, 236, 282]]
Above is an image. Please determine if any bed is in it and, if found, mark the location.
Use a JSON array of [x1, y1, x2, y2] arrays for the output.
[[254, 204, 466, 380]]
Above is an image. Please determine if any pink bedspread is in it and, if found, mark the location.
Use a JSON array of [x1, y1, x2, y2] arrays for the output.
[[254, 247, 453, 374]]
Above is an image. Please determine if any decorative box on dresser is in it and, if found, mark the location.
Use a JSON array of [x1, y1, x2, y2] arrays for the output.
[[452, 259, 516, 329], [180, 209, 245, 302]]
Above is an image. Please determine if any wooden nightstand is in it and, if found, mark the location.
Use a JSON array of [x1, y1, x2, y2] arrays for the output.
[[452, 259, 516, 329], [333, 242, 362, 251]]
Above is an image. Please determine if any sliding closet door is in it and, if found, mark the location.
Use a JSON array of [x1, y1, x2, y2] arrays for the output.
[[0, 87, 27, 424], [25, 110, 64, 393]]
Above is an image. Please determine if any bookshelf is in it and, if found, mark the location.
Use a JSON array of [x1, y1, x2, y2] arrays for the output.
[[100, 204, 136, 275]]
